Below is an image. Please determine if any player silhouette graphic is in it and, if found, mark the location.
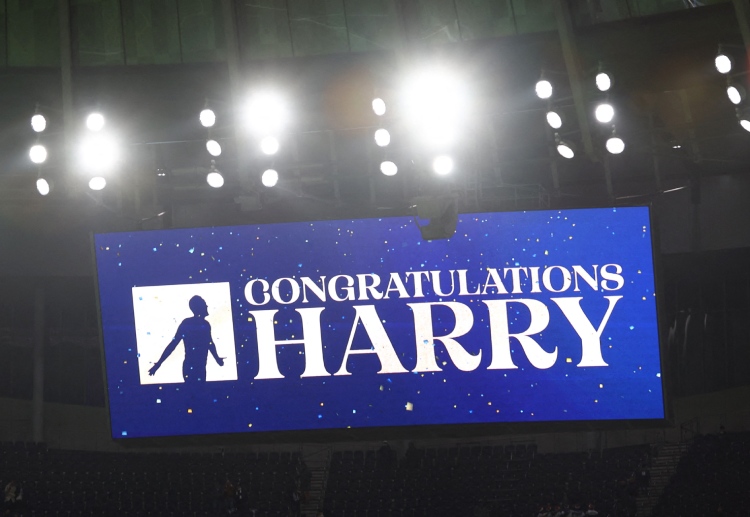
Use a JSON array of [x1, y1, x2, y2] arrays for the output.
[[148, 295, 224, 382]]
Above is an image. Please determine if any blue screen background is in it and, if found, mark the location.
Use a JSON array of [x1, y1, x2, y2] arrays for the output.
[[94, 207, 664, 439]]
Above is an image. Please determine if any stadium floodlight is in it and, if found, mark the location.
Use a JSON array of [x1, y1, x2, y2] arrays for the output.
[[596, 71, 613, 92], [206, 139, 222, 157], [260, 136, 280, 155], [206, 170, 224, 188], [403, 67, 469, 147], [31, 113, 47, 133], [737, 108, 750, 131], [261, 168, 279, 187], [546, 111, 563, 129], [556, 142, 575, 159], [606, 134, 625, 155], [727, 84, 745, 105], [432, 155, 454, 176], [555, 134, 575, 159], [86, 112, 105, 132], [200, 108, 216, 128], [594, 103, 615, 123], [380, 160, 398, 176], [245, 91, 288, 136], [535, 79, 553, 100], [89, 176, 107, 191], [372, 98, 386, 116], [715, 48, 733, 74], [36, 178, 51, 196], [374, 128, 391, 147], [80, 135, 120, 172], [29, 144, 48, 164]]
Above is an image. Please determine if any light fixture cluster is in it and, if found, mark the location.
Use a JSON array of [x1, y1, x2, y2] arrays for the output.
[[31, 108, 122, 195], [199, 103, 224, 187], [714, 46, 750, 132], [80, 112, 120, 191], [29, 105, 51, 195], [246, 92, 285, 188], [371, 97, 397, 176], [198, 93, 286, 189], [592, 65, 624, 156], [401, 67, 468, 176], [537, 65, 624, 159], [537, 73, 576, 159]]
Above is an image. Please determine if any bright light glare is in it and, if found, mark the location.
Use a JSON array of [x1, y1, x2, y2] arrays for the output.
[[557, 143, 575, 159], [380, 161, 397, 176], [86, 112, 105, 132], [245, 92, 287, 135], [727, 86, 743, 105], [535, 80, 553, 99], [546, 111, 563, 129], [89, 176, 106, 191], [261, 168, 279, 187], [80, 135, 119, 172], [260, 136, 280, 155], [715, 54, 732, 74], [403, 68, 468, 147], [595, 103, 615, 123], [200, 109, 216, 128], [29, 144, 48, 164], [206, 171, 224, 188], [740, 119, 750, 132], [206, 139, 222, 157], [31, 114, 47, 133], [596, 72, 612, 92], [606, 136, 625, 154], [372, 98, 386, 116], [432, 155, 454, 176], [374, 128, 391, 147], [36, 178, 51, 196]]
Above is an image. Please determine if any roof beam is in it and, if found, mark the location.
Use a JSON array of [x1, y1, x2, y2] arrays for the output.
[[554, 0, 596, 161]]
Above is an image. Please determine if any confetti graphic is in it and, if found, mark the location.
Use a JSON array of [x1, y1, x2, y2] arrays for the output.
[[94, 207, 664, 439]]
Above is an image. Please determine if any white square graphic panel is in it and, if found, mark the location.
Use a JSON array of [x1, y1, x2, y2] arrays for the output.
[[132, 282, 238, 384]]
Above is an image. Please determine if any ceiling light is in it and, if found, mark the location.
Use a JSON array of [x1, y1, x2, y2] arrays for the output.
[[31, 114, 47, 133], [596, 72, 612, 92], [200, 108, 216, 128], [80, 135, 120, 172], [555, 134, 576, 159], [432, 155, 454, 175], [89, 176, 107, 191], [727, 84, 745, 105], [715, 50, 733, 74], [546, 111, 563, 129], [29, 144, 48, 164], [595, 103, 615, 123], [374, 128, 391, 147], [380, 161, 398, 176], [372, 98, 386, 116], [206, 139, 222, 157], [245, 92, 288, 136], [260, 136, 280, 155], [36, 178, 51, 196], [261, 168, 279, 187], [86, 112, 105, 132], [535, 79, 553, 99], [403, 67, 469, 147], [606, 136, 625, 154], [206, 171, 224, 188]]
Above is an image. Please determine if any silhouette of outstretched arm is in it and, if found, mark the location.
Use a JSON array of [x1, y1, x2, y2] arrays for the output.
[[209, 340, 224, 367], [148, 326, 184, 376]]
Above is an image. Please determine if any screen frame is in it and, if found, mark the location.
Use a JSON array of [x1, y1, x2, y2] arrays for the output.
[[91, 204, 669, 446]]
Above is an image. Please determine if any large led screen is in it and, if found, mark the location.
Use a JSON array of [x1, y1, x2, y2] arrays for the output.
[[94, 207, 664, 439]]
